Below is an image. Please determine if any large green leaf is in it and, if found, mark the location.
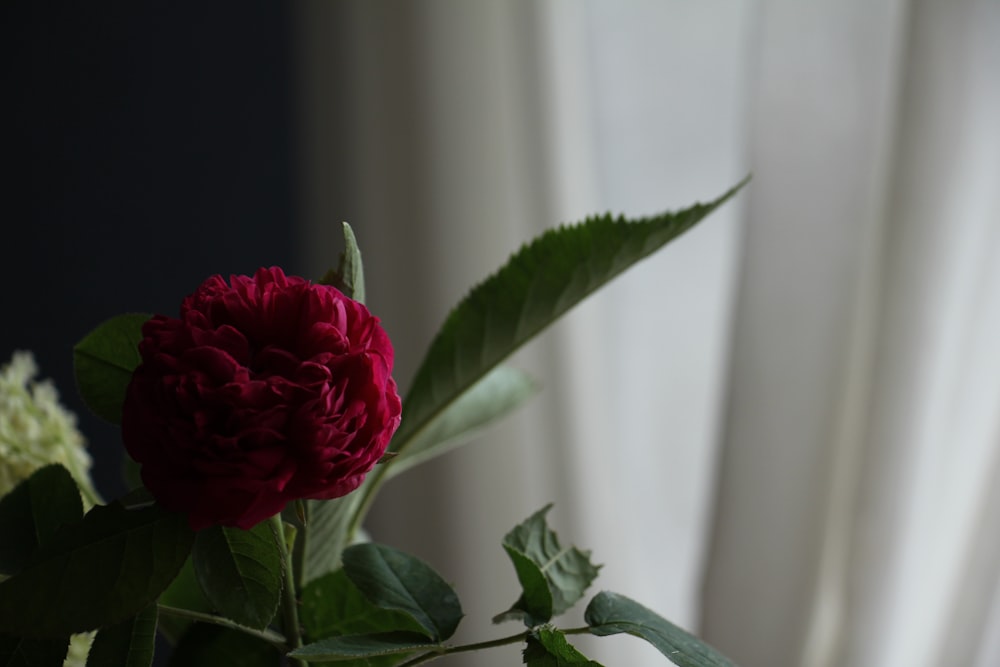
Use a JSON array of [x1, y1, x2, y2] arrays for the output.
[[152, 557, 211, 644], [585, 592, 735, 667], [523, 627, 603, 667], [342, 544, 463, 642], [289, 633, 436, 663], [495, 505, 600, 627], [85, 605, 158, 667], [73, 313, 150, 424], [320, 221, 366, 304], [0, 636, 69, 667], [191, 522, 282, 630], [0, 465, 83, 574], [166, 624, 280, 667], [390, 180, 747, 458], [301, 569, 427, 642], [385, 365, 538, 478], [0, 500, 194, 638]]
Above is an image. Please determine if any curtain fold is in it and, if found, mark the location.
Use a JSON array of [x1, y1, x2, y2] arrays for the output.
[[839, 2, 1000, 665], [700, 1, 910, 664], [295, 2, 1000, 665]]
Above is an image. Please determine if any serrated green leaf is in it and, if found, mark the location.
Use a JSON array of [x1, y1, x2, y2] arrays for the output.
[[523, 626, 604, 667], [85, 604, 157, 667], [0, 500, 194, 638], [156, 557, 212, 643], [289, 633, 436, 663], [0, 635, 69, 667], [496, 505, 601, 626], [319, 222, 366, 304], [191, 522, 282, 630], [494, 549, 553, 626], [166, 624, 280, 667], [0, 465, 83, 574], [342, 544, 463, 642], [386, 365, 538, 478], [302, 569, 427, 641], [391, 181, 747, 459], [73, 313, 149, 424], [585, 592, 735, 667]]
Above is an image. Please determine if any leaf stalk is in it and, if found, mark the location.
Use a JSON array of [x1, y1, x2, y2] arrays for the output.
[[270, 514, 306, 666], [155, 604, 287, 649], [395, 627, 593, 666]]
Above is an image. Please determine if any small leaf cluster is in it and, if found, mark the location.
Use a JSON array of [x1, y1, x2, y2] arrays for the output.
[[285, 505, 734, 666]]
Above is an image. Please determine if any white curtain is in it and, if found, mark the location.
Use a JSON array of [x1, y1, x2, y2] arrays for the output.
[[296, 2, 1000, 666]]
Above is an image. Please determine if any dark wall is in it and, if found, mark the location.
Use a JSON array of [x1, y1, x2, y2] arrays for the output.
[[2, 2, 298, 498]]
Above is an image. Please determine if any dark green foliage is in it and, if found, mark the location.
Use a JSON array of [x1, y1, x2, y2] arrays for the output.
[[0, 465, 83, 575], [73, 313, 149, 424], [192, 523, 283, 631], [0, 500, 193, 638]]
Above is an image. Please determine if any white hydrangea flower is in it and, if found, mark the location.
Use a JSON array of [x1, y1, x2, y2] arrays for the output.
[[0, 350, 99, 504], [0, 353, 101, 666], [64, 632, 95, 667]]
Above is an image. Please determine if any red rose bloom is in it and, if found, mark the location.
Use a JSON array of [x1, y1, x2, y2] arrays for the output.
[[122, 267, 401, 530]]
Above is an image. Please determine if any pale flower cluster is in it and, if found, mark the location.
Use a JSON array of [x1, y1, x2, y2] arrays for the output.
[[0, 351, 100, 666], [0, 350, 98, 504]]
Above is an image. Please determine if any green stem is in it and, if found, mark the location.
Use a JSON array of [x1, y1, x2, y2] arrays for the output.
[[395, 631, 526, 667], [270, 514, 306, 666], [287, 506, 306, 595], [156, 604, 287, 649], [396, 627, 593, 667]]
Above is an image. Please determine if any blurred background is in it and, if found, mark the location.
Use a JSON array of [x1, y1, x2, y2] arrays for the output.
[[4, 1, 999, 666]]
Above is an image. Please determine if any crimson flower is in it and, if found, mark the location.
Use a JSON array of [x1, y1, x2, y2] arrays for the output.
[[122, 267, 401, 530]]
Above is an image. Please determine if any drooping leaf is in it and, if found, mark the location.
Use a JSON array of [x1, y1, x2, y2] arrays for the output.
[[155, 557, 212, 644], [523, 626, 604, 667], [0, 465, 83, 574], [0, 635, 69, 667], [0, 500, 194, 638], [585, 592, 735, 667], [191, 522, 282, 630], [73, 313, 150, 424], [166, 624, 280, 667], [289, 633, 436, 663], [391, 181, 747, 459], [495, 505, 600, 627], [301, 568, 427, 642], [342, 543, 463, 642], [319, 221, 366, 304], [85, 604, 158, 667], [385, 365, 538, 478], [494, 548, 552, 627]]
